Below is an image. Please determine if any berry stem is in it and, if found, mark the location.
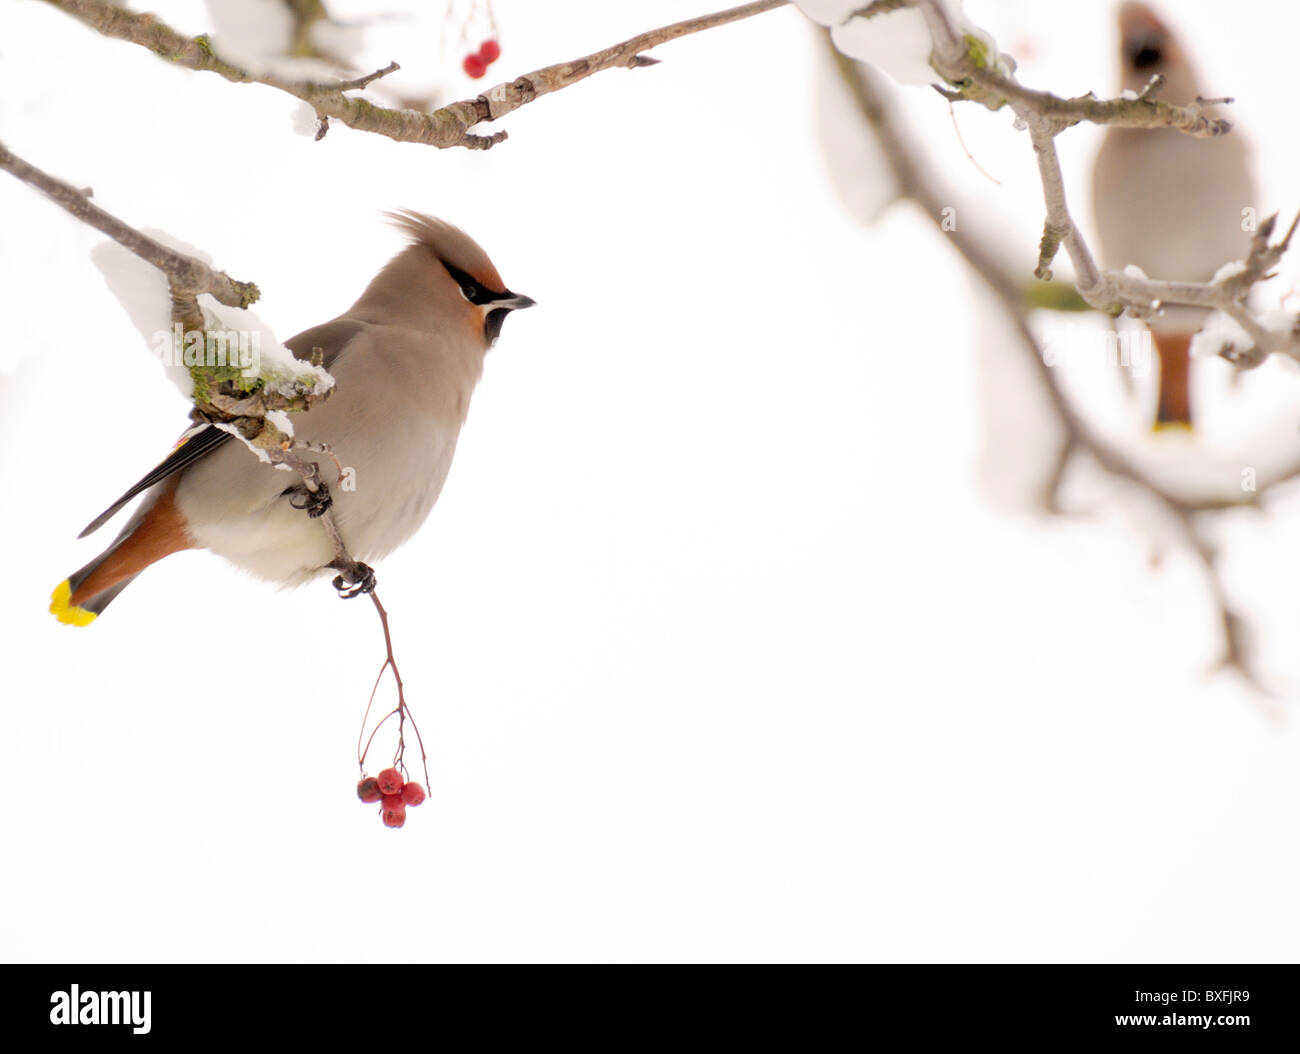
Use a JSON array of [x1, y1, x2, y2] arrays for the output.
[[355, 589, 432, 793]]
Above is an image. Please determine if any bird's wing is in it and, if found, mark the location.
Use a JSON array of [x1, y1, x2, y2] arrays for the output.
[[78, 424, 233, 538], [78, 318, 367, 538], [283, 318, 365, 369]]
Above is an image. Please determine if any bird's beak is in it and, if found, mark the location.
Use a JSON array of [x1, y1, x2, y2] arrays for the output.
[[496, 292, 536, 311]]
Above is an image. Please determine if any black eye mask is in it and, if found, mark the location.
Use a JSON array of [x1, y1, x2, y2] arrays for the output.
[[441, 261, 507, 306]]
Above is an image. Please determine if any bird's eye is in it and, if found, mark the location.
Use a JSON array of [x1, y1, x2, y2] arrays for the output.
[[460, 285, 477, 302], [1127, 39, 1163, 69]]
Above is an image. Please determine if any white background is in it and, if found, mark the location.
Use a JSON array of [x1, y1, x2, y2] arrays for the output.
[[2, 0, 1299, 962]]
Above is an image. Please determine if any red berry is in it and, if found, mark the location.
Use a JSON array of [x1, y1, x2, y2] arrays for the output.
[[376, 767, 404, 796], [478, 39, 501, 64], [357, 777, 382, 803], [381, 794, 407, 828], [400, 782, 426, 806], [463, 53, 487, 79]]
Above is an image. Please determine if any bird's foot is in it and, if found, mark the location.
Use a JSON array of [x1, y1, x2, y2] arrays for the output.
[[330, 560, 376, 599], [288, 481, 333, 519]]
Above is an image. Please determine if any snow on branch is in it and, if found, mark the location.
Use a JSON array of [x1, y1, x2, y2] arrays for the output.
[[824, 43, 1300, 690], [41, 0, 791, 151], [4, 138, 429, 755], [0, 139, 259, 314], [812, 0, 1300, 376], [913, 1, 1232, 137], [0, 139, 335, 440], [0, 138, 371, 583]]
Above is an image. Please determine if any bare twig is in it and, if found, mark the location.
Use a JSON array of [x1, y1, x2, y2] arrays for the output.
[[356, 592, 431, 791], [41, 0, 791, 151], [334, 61, 400, 92], [0, 138, 257, 311], [911, 0, 1231, 137], [469, 0, 789, 124], [290, 439, 347, 485], [826, 44, 1295, 687], [902, 0, 1300, 371]]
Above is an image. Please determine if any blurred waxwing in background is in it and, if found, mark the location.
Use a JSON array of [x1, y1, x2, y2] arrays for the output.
[[49, 211, 535, 625], [1091, 1, 1256, 430]]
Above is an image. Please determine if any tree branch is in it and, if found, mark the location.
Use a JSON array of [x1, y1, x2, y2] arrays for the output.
[[41, 0, 791, 151], [0, 138, 337, 449], [470, 0, 790, 124], [825, 43, 1300, 688], [0, 138, 259, 311], [1, 137, 378, 603], [912, 0, 1232, 137], [899, 0, 1300, 374]]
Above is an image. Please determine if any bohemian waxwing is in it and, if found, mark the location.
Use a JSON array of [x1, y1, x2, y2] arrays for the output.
[[1091, 1, 1255, 429], [50, 210, 534, 625]]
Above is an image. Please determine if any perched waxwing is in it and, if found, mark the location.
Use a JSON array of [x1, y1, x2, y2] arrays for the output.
[[49, 211, 534, 625], [1091, 1, 1255, 429]]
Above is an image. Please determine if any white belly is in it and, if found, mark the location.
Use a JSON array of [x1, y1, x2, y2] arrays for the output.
[[179, 406, 464, 586]]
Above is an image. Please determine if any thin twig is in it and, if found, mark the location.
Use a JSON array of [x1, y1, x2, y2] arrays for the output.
[[41, 0, 791, 151], [334, 61, 400, 92], [825, 42, 1295, 687], [903, 0, 1300, 370], [911, 0, 1232, 137], [469, 0, 790, 125], [0, 138, 257, 310], [356, 591, 431, 790]]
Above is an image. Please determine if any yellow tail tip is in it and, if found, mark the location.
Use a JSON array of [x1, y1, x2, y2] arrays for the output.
[[49, 580, 97, 627], [1152, 421, 1195, 434]]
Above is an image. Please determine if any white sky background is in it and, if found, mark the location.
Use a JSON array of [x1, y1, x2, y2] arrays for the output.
[[2, 0, 1299, 963]]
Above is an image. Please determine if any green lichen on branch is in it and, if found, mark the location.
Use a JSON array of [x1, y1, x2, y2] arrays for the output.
[[963, 33, 993, 70], [1022, 280, 1091, 314], [1035, 222, 1066, 281]]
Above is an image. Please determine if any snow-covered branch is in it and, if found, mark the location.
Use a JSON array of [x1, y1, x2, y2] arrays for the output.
[[42, 0, 790, 151], [815, 0, 1300, 371], [0, 137, 375, 592], [912, 0, 1232, 137], [0, 137, 337, 442], [1024, 115, 1300, 369], [826, 44, 1300, 687]]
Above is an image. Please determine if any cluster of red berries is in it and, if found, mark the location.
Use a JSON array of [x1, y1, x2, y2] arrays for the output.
[[462, 39, 501, 79], [357, 767, 426, 828]]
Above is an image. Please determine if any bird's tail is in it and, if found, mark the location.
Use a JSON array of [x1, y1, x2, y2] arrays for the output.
[[1153, 331, 1195, 431], [49, 482, 192, 626], [49, 563, 139, 627]]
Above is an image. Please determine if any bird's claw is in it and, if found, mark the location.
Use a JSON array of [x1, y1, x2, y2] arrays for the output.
[[331, 562, 376, 599], [289, 482, 333, 519]]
